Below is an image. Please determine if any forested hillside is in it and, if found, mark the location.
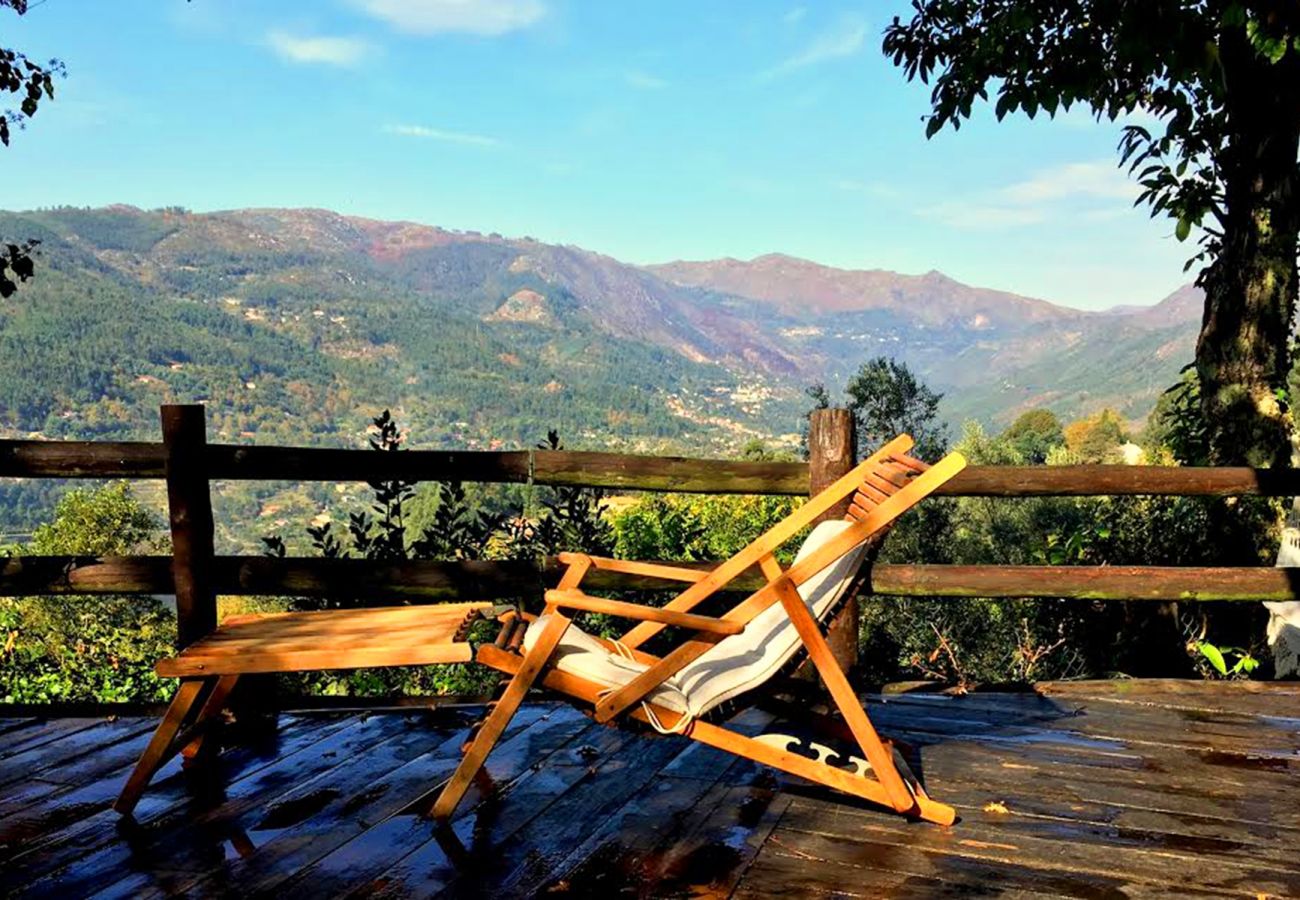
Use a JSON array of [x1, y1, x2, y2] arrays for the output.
[[0, 205, 1201, 535], [0, 207, 775, 450]]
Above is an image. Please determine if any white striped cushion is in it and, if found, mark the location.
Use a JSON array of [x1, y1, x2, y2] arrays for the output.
[[522, 519, 869, 717]]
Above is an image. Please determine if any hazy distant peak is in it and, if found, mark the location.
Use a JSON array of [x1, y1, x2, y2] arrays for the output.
[[1101, 283, 1203, 327], [647, 254, 1075, 325]]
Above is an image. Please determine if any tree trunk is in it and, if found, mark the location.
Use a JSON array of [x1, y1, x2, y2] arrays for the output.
[[1197, 37, 1300, 468], [807, 408, 859, 675]]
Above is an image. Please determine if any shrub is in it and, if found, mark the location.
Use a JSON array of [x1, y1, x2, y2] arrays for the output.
[[0, 481, 176, 703]]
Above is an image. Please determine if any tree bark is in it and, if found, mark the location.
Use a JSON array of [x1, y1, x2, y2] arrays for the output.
[[1197, 34, 1300, 468], [808, 409, 859, 675]]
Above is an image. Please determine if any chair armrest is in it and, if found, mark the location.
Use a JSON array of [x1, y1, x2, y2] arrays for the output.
[[558, 553, 710, 584], [544, 589, 743, 636]]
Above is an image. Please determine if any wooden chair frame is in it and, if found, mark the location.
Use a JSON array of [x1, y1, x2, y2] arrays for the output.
[[114, 602, 488, 816], [430, 435, 967, 825], [113, 674, 241, 814]]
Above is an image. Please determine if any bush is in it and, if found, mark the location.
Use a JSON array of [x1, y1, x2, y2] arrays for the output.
[[260, 417, 616, 699], [0, 482, 176, 703], [0, 596, 176, 703]]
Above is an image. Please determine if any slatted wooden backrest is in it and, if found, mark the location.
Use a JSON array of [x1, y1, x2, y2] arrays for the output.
[[844, 449, 929, 524], [615, 435, 918, 650], [778, 448, 964, 594]]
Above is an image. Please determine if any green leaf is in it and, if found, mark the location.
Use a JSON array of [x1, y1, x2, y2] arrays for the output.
[[1197, 642, 1227, 675], [1229, 651, 1260, 675], [995, 92, 1015, 121]]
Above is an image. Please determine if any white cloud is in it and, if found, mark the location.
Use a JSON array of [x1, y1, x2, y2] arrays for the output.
[[1057, 103, 1165, 130], [266, 31, 373, 66], [917, 160, 1136, 230], [762, 14, 867, 79], [624, 70, 668, 90], [353, 0, 545, 36], [1001, 161, 1134, 204], [383, 124, 502, 147], [783, 7, 807, 24]]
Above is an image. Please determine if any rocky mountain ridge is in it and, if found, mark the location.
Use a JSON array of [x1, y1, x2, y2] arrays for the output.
[[1, 205, 1201, 446]]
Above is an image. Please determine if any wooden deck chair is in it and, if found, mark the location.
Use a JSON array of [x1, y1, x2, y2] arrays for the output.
[[429, 435, 967, 826], [113, 602, 491, 816]]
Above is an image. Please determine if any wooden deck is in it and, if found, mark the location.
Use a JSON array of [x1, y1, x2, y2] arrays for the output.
[[1, 680, 1298, 898]]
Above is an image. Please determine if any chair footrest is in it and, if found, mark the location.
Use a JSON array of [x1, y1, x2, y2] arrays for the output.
[[155, 602, 493, 677]]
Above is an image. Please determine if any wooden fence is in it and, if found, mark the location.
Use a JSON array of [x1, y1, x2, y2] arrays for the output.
[[4, 404, 1300, 656]]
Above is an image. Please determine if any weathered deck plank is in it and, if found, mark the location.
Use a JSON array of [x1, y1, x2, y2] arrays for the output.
[[1, 682, 1297, 898], [0, 718, 118, 766], [176, 704, 572, 898], [9, 713, 406, 896], [0, 718, 37, 737], [773, 800, 1300, 897], [529, 707, 780, 896], [274, 705, 598, 899], [370, 721, 685, 897], [0, 715, 331, 864]]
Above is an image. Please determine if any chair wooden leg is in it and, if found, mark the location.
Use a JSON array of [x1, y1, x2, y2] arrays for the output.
[[775, 581, 916, 813], [689, 718, 956, 826], [426, 612, 571, 820], [113, 677, 210, 815], [180, 674, 240, 762], [477, 640, 956, 825]]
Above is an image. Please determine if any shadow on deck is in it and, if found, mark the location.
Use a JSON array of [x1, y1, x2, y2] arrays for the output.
[[1, 680, 1298, 898]]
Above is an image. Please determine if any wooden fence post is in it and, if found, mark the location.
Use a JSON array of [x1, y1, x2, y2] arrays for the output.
[[808, 408, 858, 675], [161, 404, 217, 649]]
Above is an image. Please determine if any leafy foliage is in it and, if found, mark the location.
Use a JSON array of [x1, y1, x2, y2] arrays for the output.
[[883, 1, 1299, 261], [883, 1, 1300, 468], [1, 1, 64, 298], [300, 411, 500, 567], [1062, 408, 1128, 462], [613, 493, 801, 565], [504, 430, 613, 560], [1002, 409, 1064, 464], [0, 482, 175, 703], [27, 481, 162, 556], [809, 356, 948, 461], [261, 412, 504, 695], [1145, 367, 1210, 464], [0, 1, 63, 148], [809, 372, 1230, 686], [0, 238, 37, 298], [849, 397, 1276, 685], [1193, 639, 1260, 678], [609, 488, 801, 650], [409, 480, 502, 560], [262, 417, 613, 698], [267, 410, 501, 574]]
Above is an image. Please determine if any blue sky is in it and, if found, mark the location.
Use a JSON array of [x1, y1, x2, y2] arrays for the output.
[[6, 1, 1194, 309]]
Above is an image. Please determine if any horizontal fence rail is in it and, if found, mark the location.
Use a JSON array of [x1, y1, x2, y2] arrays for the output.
[[5, 437, 1300, 496], [0, 440, 167, 479], [5, 555, 1298, 603], [5, 402, 1300, 685]]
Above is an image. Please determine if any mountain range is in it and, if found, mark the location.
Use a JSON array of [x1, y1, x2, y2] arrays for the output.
[[650, 253, 1200, 426], [0, 205, 1200, 459]]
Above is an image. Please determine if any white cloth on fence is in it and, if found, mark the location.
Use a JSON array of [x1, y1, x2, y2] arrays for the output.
[[1269, 519, 1300, 679]]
